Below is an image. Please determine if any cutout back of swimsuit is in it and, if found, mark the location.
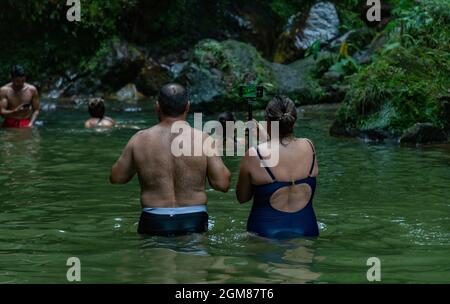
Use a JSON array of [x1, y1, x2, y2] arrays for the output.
[[256, 140, 316, 213], [269, 184, 312, 213]]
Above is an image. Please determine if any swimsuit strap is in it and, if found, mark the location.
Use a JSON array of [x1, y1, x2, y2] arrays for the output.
[[96, 117, 104, 126], [256, 147, 277, 182], [304, 139, 316, 177]]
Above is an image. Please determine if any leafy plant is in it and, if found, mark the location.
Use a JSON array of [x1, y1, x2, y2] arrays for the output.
[[305, 39, 322, 60]]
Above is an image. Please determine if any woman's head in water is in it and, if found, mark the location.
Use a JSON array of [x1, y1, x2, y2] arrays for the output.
[[88, 98, 106, 119], [265, 95, 297, 139], [218, 112, 236, 126]]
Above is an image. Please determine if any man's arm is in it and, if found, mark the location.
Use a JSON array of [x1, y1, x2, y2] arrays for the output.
[[28, 87, 40, 127], [207, 154, 231, 193], [0, 89, 18, 117], [204, 134, 231, 192], [236, 149, 254, 204], [110, 136, 137, 184]]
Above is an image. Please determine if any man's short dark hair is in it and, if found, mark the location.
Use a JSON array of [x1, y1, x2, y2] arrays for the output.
[[158, 83, 189, 117], [11, 65, 26, 78]]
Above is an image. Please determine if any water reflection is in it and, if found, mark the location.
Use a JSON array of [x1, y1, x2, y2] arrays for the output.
[[0, 128, 42, 184], [141, 233, 210, 256], [1, 101, 449, 283]]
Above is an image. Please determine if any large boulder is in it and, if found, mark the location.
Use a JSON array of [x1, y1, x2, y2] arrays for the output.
[[135, 59, 172, 96], [225, 0, 281, 58], [176, 39, 325, 109], [274, 2, 340, 63], [49, 40, 146, 98], [94, 40, 146, 91], [114, 83, 145, 102]]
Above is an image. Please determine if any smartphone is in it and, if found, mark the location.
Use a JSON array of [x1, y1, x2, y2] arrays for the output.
[[239, 85, 264, 99]]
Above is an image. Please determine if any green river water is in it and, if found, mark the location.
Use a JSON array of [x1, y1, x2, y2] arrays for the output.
[[0, 100, 449, 283]]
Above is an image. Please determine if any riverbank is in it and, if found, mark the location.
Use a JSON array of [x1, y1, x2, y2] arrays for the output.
[[1, 1, 448, 144]]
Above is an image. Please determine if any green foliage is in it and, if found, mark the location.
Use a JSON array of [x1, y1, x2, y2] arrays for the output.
[[269, 0, 299, 23], [329, 57, 361, 76], [0, 0, 138, 85], [339, 0, 361, 10], [335, 0, 450, 134], [338, 45, 449, 133], [312, 54, 338, 78], [338, 8, 366, 32], [79, 37, 121, 73], [305, 39, 322, 60], [190, 39, 278, 104]]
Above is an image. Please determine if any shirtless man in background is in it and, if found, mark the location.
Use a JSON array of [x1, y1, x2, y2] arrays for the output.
[[0, 65, 40, 128], [110, 83, 231, 236]]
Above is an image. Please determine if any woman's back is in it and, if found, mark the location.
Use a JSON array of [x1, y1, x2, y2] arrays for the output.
[[247, 140, 319, 238], [250, 139, 318, 213], [244, 138, 319, 239], [236, 94, 320, 239]]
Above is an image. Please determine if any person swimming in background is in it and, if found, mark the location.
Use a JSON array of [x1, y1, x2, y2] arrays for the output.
[[236, 95, 320, 239], [84, 98, 116, 128], [217, 112, 247, 152], [218, 112, 237, 142], [0, 65, 40, 128], [109, 83, 231, 236]]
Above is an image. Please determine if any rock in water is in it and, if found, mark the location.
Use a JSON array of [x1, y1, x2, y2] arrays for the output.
[[115, 84, 144, 102], [400, 123, 448, 144], [51, 40, 146, 98], [177, 39, 324, 108], [180, 63, 224, 106], [98, 41, 146, 91], [136, 60, 172, 96]]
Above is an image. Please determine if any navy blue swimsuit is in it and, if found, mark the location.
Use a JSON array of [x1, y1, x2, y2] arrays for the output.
[[247, 140, 319, 239]]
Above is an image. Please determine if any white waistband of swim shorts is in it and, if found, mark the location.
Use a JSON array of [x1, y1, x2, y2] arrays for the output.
[[143, 205, 207, 216]]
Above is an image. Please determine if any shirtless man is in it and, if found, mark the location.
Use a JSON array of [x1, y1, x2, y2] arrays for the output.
[[110, 83, 231, 236], [0, 65, 40, 128]]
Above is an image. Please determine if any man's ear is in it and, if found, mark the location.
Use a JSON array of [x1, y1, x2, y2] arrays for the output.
[[155, 101, 161, 113]]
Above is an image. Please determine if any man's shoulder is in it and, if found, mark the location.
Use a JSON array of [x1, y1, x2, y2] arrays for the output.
[[129, 128, 151, 142], [0, 83, 12, 93], [25, 83, 38, 94]]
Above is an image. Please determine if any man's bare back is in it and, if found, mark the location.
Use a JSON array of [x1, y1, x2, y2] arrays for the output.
[[110, 83, 230, 236], [131, 123, 210, 208], [111, 120, 230, 208]]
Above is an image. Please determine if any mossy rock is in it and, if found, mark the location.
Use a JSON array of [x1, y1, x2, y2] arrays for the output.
[[333, 46, 450, 140], [179, 39, 325, 110]]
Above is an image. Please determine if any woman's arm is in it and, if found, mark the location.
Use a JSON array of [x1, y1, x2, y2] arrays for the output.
[[236, 149, 254, 204]]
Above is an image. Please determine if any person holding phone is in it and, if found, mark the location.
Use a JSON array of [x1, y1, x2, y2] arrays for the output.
[[236, 95, 320, 239], [0, 65, 40, 129]]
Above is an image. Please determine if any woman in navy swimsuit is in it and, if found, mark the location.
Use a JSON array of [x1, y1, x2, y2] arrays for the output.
[[236, 95, 319, 239]]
